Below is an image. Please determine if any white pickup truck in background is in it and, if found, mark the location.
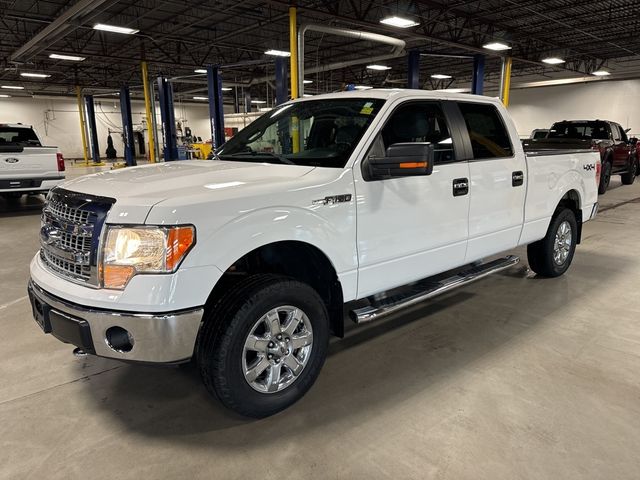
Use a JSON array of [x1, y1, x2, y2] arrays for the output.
[[0, 123, 65, 199], [27, 90, 600, 418]]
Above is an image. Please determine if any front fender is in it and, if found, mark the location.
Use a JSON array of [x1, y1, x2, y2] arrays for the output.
[[191, 206, 358, 301]]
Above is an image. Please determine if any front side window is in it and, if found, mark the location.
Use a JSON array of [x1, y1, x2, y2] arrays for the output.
[[457, 102, 513, 159], [0, 127, 41, 146], [218, 98, 385, 168], [367, 102, 455, 164]]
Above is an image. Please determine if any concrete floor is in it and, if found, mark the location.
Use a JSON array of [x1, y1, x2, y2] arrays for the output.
[[1, 165, 640, 479]]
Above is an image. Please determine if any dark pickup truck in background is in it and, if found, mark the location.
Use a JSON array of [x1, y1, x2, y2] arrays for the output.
[[544, 120, 638, 194]]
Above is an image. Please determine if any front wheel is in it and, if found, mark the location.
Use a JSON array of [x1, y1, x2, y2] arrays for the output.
[[196, 275, 329, 418], [527, 208, 578, 278]]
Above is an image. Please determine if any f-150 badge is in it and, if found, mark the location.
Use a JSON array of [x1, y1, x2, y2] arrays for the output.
[[312, 194, 352, 206]]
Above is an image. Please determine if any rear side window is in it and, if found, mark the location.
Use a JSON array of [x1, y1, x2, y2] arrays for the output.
[[457, 103, 513, 159], [0, 127, 41, 146]]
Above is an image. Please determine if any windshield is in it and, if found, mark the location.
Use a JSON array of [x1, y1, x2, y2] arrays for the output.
[[218, 98, 385, 168], [0, 126, 41, 146], [548, 121, 610, 140]]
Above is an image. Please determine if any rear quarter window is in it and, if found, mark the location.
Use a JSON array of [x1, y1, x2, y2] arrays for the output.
[[457, 103, 513, 159]]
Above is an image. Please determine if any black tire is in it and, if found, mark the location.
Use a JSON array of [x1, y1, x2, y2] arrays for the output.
[[196, 274, 329, 418], [621, 158, 637, 185], [598, 160, 611, 194], [527, 208, 578, 278]]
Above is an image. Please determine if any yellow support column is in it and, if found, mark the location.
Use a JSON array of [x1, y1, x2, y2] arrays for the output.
[[75, 86, 89, 165], [289, 5, 298, 100], [289, 5, 300, 152], [501, 56, 513, 107], [141, 61, 156, 163]]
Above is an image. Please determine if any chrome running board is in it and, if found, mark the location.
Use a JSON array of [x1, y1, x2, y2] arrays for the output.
[[350, 255, 520, 324]]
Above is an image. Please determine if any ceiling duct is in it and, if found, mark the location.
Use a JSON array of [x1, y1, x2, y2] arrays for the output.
[[297, 24, 406, 95], [11, 0, 114, 63]]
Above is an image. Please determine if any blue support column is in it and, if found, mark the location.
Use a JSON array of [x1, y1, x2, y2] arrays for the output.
[[407, 50, 420, 89], [157, 76, 178, 161], [207, 65, 225, 148], [119, 86, 136, 166], [275, 57, 288, 105], [244, 91, 252, 113], [84, 95, 100, 164], [472, 54, 485, 95]]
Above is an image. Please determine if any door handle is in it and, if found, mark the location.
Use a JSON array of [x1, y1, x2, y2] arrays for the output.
[[512, 171, 524, 187], [453, 178, 469, 196]]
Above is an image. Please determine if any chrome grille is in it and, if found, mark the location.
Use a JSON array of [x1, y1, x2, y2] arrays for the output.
[[39, 188, 114, 286]]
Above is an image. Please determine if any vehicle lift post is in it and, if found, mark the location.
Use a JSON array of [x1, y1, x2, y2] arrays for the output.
[[84, 95, 104, 166], [207, 65, 225, 149], [472, 54, 485, 95], [407, 50, 420, 89], [500, 56, 513, 106], [157, 76, 178, 161], [75, 86, 90, 165], [275, 57, 288, 105], [119, 85, 136, 167]]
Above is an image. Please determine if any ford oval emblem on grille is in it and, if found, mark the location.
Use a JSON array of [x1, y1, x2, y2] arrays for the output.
[[4, 157, 19, 164]]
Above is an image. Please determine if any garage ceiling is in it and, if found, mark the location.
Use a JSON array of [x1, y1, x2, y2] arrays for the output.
[[1, 0, 640, 100]]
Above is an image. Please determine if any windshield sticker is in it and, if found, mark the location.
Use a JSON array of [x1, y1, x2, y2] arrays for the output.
[[360, 102, 374, 115]]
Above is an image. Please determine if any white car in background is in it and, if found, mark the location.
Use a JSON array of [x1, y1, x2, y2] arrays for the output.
[[0, 123, 65, 199]]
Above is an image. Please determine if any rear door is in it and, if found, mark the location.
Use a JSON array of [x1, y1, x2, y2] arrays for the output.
[[453, 101, 527, 262]]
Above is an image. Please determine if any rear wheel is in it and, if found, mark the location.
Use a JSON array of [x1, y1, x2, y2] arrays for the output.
[[527, 208, 578, 278], [598, 160, 611, 194], [196, 275, 329, 418], [621, 158, 638, 185]]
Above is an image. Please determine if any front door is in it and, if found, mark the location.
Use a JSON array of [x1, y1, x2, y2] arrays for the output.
[[354, 100, 470, 298], [611, 123, 631, 170]]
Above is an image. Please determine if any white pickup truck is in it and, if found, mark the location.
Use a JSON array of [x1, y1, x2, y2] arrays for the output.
[[28, 90, 600, 417], [0, 124, 65, 199]]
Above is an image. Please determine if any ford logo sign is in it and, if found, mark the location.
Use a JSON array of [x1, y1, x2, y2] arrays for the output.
[[4, 157, 19, 164]]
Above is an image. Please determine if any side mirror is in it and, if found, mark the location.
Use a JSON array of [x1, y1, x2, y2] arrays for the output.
[[368, 142, 435, 180], [629, 137, 638, 145]]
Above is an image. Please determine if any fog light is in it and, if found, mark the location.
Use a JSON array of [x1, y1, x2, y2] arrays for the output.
[[105, 326, 134, 353]]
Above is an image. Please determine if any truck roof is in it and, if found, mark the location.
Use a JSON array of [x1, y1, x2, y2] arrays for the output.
[[290, 88, 502, 105], [0, 123, 33, 128]]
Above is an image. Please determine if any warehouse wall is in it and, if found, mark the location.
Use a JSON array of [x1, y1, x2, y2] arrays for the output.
[[0, 96, 213, 159], [509, 79, 640, 137]]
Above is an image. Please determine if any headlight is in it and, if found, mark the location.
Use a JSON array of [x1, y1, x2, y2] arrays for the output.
[[102, 226, 195, 289]]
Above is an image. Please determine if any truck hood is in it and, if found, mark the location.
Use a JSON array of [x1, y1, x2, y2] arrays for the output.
[[60, 160, 316, 223], [62, 160, 315, 202]]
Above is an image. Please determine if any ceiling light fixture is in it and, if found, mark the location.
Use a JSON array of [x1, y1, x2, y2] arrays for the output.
[[354, 85, 373, 90], [1, 85, 25, 90], [221, 87, 232, 91], [303, 79, 313, 84], [431, 74, 452, 79], [380, 16, 419, 28], [93, 23, 139, 35], [265, 49, 290, 57], [542, 57, 565, 65], [194, 68, 207, 74], [49, 53, 85, 62], [251, 100, 267, 104], [193, 96, 208, 100], [0, 94, 10, 98], [483, 41, 511, 51], [20, 72, 51, 78], [591, 70, 611, 76], [367, 65, 391, 71]]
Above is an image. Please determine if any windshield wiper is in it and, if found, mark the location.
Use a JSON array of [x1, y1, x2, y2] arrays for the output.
[[224, 151, 295, 165]]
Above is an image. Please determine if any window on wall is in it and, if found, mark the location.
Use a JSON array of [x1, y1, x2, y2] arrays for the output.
[[368, 102, 456, 164], [457, 102, 513, 159]]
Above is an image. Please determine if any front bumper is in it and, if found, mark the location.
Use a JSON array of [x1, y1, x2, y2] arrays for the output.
[[28, 280, 203, 364]]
